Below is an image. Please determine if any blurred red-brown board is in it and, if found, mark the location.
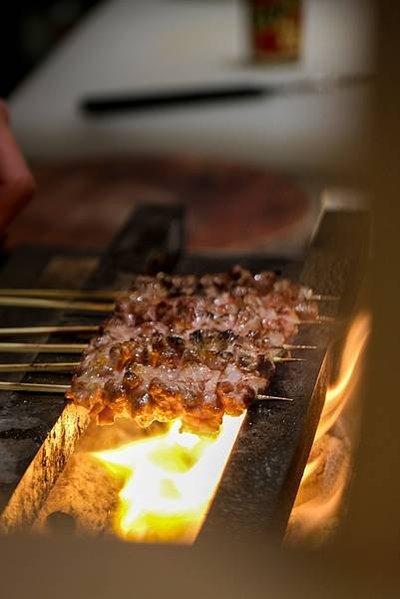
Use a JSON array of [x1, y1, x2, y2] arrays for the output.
[[6, 155, 314, 254]]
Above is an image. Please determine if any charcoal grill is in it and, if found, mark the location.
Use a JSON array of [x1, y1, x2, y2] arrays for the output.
[[0, 204, 369, 540]]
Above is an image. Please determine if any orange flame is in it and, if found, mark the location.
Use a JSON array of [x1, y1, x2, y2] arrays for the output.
[[315, 312, 371, 443], [93, 413, 245, 544], [286, 311, 371, 545]]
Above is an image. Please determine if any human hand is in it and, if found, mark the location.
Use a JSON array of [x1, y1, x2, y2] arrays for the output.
[[0, 99, 35, 232]]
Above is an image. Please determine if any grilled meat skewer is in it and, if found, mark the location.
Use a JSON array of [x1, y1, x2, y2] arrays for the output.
[[68, 266, 318, 434]]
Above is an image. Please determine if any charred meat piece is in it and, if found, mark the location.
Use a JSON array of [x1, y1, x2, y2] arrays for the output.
[[68, 266, 317, 434], [68, 330, 275, 434], [112, 266, 316, 341]]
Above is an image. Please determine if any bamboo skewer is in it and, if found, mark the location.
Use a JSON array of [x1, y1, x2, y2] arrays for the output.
[[0, 328, 318, 351], [256, 394, 293, 402], [0, 379, 294, 402], [0, 381, 70, 393], [0, 343, 87, 353], [0, 297, 114, 312], [0, 345, 304, 363], [0, 283, 331, 402], [282, 344, 317, 350], [0, 362, 80, 373], [0, 295, 332, 321], [0, 288, 338, 302], [309, 294, 338, 301], [0, 290, 336, 332], [0, 289, 120, 300], [273, 357, 305, 363], [299, 316, 335, 324], [0, 325, 99, 336]]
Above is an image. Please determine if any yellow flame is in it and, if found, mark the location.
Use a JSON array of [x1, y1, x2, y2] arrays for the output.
[[315, 311, 371, 442], [287, 311, 371, 545], [93, 413, 245, 544]]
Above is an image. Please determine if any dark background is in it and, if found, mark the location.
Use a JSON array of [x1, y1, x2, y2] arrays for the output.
[[1, 0, 100, 97]]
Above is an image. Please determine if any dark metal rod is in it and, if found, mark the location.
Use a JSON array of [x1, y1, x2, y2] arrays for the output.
[[81, 85, 265, 114], [80, 74, 372, 115]]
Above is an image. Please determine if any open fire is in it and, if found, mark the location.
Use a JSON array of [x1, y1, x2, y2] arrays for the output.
[[0, 207, 369, 546], [92, 414, 245, 544], [25, 312, 371, 545], [31, 312, 370, 545], [286, 312, 371, 546], [91, 313, 371, 546]]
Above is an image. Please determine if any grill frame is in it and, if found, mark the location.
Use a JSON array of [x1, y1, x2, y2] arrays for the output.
[[0, 205, 369, 537]]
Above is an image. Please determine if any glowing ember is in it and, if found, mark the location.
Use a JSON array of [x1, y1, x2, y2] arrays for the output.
[[93, 413, 245, 544], [286, 312, 371, 546]]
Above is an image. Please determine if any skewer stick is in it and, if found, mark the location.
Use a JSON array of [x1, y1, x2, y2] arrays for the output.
[[0, 289, 120, 300], [282, 344, 317, 350], [0, 343, 305, 363], [0, 288, 338, 302], [299, 316, 335, 324], [309, 294, 339, 301], [0, 379, 294, 402], [0, 381, 69, 393], [273, 357, 305, 363], [0, 325, 99, 336], [0, 297, 114, 312], [0, 332, 317, 353], [256, 395, 293, 402], [0, 343, 87, 353], [0, 362, 80, 373], [0, 329, 317, 351]]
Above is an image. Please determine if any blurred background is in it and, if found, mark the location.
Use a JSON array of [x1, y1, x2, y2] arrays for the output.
[[3, 0, 374, 257], [1, 1, 99, 98]]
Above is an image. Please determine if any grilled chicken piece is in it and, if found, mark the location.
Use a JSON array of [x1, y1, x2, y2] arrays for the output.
[[68, 266, 317, 434]]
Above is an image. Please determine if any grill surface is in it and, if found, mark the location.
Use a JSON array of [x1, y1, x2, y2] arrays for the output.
[[0, 205, 369, 538]]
